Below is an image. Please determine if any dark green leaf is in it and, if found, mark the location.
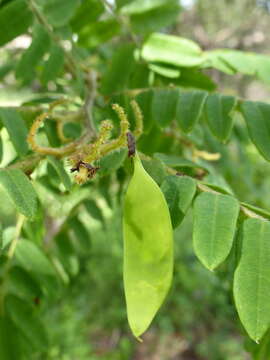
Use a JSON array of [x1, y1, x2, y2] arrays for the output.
[[0, 108, 28, 156], [205, 94, 237, 142], [5, 294, 48, 350], [130, 2, 180, 34], [99, 149, 128, 176], [43, 0, 80, 27], [0, 169, 37, 218], [8, 266, 42, 300], [0, 316, 23, 360], [161, 175, 196, 228], [240, 101, 270, 161], [16, 24, 50, 84], [71, 0, 104, 32], [41, 44, 65, 84], [47, 156, 72, 191], [176, 90, 207, 133], [0, 0, 33, 47], [151, 88, 179, 128], [101, 44, 135, 95], [78, 18, 120, 48], [84, 199, 104, 223], [141, 157, 167, 185]]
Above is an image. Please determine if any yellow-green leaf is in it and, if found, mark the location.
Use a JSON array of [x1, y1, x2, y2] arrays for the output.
[[123, 153, 173, 338]]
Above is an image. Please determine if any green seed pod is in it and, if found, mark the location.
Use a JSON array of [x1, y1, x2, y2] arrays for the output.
[[123, 153, 173, 339]]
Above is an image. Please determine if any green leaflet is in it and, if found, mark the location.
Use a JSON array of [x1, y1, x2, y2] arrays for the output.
[[41, 45, 65, 84], [120, 0, 168, 14], [0, 108, 28, 156], [98, 149, 128, 176], [135, 90, 154, 133], [234, 219, 270, 342], [0, 169, 37, 218], [205, 94, 237, 142], [149, 64, 180, 79], [142, 33, 204, 67], [130, 1, 180, 34], [43, 0, 80, 27], [5, 294, 49, 350], [0, 0, 33, 47], [161, 175, 196, 228], [240, 101, 270, 161], [151, 88, 179, 128], [101, 44, 135, 95], [15, 240, 55, 277], [193, 192, 239, 271], [47, 156, 72, 191], [84, 199, 104, 223], [205, 49, 257, 76], [176, 90, 207, 133], [16, 24, 50, 84], [0, 316, 22, 360], [123, 153, 173, 338]]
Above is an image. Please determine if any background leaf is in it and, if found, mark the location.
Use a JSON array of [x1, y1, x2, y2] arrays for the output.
[[0, 108, 28, 156]]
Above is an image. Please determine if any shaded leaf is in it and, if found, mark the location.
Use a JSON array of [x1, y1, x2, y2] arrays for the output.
[[151, 88, 179, 128], [41, 44, 65, 84], [205, 94, 237, 142], [240, 101, 270, 161], [161, 175, 196, 228], [0, 316, 23, 360], [16, 24, 50, 84], [101, 44, 135, 95], [176, 90, 207, 133], [5, 294, 48, 350], [0, 0, 33, 47], [0, 108, 28, 156], [43, 0, 80, 27], [47, 156, 72, 191]]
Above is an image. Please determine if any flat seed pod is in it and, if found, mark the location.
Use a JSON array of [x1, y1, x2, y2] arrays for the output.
[[123, 153, 173, 338], [193, 192, 239, 270]]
